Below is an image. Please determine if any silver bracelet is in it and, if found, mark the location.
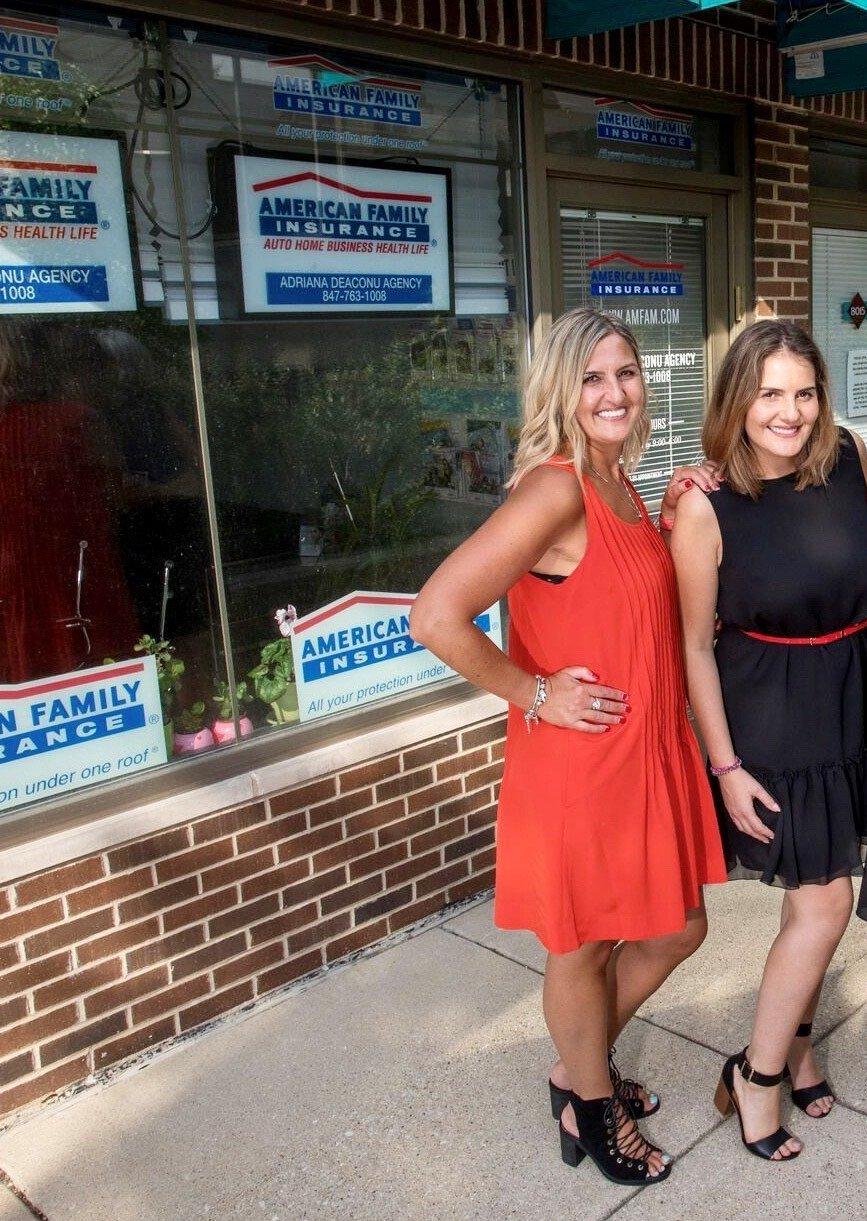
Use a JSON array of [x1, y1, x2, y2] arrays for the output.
[[524, 674, 548, 733]]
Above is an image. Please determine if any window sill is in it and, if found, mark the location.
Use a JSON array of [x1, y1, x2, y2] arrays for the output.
[[0, 684, 507, 884]]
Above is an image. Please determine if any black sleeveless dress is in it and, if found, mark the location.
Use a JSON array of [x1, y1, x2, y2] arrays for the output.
[[708, 429, 866, 919]]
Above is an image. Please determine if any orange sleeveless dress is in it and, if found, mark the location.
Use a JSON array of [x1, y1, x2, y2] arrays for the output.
[[494, 461, 727, 953]]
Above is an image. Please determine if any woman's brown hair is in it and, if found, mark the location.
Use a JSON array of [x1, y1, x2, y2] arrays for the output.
[[702, 320, 839, 499]]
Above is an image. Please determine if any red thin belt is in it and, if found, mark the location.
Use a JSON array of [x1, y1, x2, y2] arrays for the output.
[[739, 617, 867, 646]]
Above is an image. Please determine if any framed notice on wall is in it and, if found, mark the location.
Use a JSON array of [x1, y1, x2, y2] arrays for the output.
[[0, 128, 139, 314], [209, 146, 453, 318]]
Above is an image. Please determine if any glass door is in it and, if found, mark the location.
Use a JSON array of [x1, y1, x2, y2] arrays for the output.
[[548, 180, 729, 509]]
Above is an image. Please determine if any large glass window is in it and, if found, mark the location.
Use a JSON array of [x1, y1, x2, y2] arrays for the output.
[[0, 3, 527, 814], [544, 89, 733, 174], [166, 25, 526, 736]]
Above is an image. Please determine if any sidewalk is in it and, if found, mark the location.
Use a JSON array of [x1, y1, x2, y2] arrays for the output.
[[0, 881, 863, 1221]]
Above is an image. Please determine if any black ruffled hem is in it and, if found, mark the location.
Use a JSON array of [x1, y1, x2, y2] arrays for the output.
[[711, 749, 867, 921]]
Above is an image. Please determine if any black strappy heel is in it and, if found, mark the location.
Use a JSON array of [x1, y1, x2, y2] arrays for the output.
[[714, 1048, 801, 1161], [784, 1021, 835, 1117], [559, 1091, 672, 1185], [549, 1047, 660, 1121]]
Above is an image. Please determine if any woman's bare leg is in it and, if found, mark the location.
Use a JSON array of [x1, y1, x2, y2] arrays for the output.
[[732, 876, 853, 1159], [549, 903, 708, 1109], [542, 940, 666, 1176], [780, 892, 835, 1116]]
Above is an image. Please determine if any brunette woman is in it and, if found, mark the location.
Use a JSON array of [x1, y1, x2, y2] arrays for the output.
[[672, 320, 866, 1163], [411, 309, 727, 1186]]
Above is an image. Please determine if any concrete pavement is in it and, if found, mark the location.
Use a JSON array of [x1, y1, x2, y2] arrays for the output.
[[0, 881, 863, 1220]]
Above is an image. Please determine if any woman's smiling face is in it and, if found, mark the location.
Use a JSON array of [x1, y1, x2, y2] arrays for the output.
[[744, 348, 820, 477], [573, 333, 645, 452]]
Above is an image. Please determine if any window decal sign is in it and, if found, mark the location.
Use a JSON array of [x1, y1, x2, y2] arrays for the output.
[[0, 15, 60, 81], [289, 591, 501, 722], [589, 251, 685, 298], [0, 129, 138, 313], [217, 151, 452, 316], [595, 98, 695, 152], [269, 53, 423, 128], [0, 658, 167, 812]]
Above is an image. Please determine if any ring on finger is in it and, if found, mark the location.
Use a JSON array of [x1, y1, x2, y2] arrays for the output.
[[590, 696, 602, 712]]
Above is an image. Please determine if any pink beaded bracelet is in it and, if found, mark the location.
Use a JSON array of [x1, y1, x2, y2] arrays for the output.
[[709, 756, 742, 776], [658, 514, 675, 532]]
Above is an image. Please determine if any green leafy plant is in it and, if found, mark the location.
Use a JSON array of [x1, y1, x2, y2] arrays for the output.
[[133, 635, 185, 721], [248, 639, 294, 705], [174, 701, 206, 734], [212, 680, 252, 722]]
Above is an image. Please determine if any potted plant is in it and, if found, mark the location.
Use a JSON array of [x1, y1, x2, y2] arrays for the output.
[[211, 680, 254, 744], [108, 635, 184, 756], [248, 606, 300, 725], [172, 701, 215, 754]]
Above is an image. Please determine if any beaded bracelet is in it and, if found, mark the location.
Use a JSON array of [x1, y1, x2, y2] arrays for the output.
[[524, 674, 548, 733], [709, 756, 742, 776], [658, 514, 675, 532]]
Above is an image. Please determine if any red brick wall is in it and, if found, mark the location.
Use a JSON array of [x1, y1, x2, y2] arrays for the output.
[[0, 718, 503, 1119], [753, 103, 811, 321]]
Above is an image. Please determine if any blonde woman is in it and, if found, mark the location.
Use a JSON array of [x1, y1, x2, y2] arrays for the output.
[[411, 309, 727, 1186], [672, 320, 866, 1163]]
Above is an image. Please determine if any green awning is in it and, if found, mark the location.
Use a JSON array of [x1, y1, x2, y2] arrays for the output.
[[546, 1, 732, 40], [780, 1, 867, 97]]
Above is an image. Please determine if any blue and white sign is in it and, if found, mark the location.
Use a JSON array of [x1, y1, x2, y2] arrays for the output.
[[0, 15, 60, 81], [233, 154, 451, 314], [0, 658, 168, 812], [290, 591, 502, 722], [589, 251, 685, 297], [269, 53, 423, 128], [595, 98, 695, 152], [0, 129, 137, 314]]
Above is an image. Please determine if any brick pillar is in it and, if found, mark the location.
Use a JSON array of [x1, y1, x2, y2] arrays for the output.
[[753, 102, 810, 323]]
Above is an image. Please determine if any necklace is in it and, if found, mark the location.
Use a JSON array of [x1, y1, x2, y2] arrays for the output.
[[587, 462, 642, 521]]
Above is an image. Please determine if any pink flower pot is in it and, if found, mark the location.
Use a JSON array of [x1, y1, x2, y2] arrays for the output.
[[211, 717, 253, 745], [172, 727, 215, 754]]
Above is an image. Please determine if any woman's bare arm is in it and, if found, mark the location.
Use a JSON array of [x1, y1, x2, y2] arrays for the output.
[[671, 487, 779, 841], [410, 466, 627, 732]]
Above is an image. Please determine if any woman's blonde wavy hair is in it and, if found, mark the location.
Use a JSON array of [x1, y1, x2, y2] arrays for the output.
[[507, 308, 650, 488], [702, 320, 838, 499]]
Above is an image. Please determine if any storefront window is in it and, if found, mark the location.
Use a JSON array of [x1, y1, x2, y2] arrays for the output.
[[544, 89, 733, 174], [811, 139, 867, 445], [0, 5, 232, 814], [166, 27, 525, 733], [813, 226, 867, 440], [811, 137, 867, 195], [0, 4, 526, 813]]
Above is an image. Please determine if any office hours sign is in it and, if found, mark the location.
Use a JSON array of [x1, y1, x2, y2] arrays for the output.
[[212, 148, 452, 317], [0, 129, 137, 313]]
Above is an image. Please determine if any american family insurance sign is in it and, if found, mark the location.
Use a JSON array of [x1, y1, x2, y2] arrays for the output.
[[0, 658, 167, 811], [290, 591, 502, 722], [233, 154, 451, 314]]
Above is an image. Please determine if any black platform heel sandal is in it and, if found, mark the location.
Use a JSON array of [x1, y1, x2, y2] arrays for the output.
[[549, 1047, 660, 1120], [784, 1021, 835, 1117], [714, 1048, 801, 1161], [559, 1091, 672, 1186]]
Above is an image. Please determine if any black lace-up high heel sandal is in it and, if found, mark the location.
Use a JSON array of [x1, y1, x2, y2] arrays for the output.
[[784, 1021, 835, 1117], [549, 1047, 660, 1121], [714, 1048, 801, 1161], [559, 1091, 672, 1186]]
